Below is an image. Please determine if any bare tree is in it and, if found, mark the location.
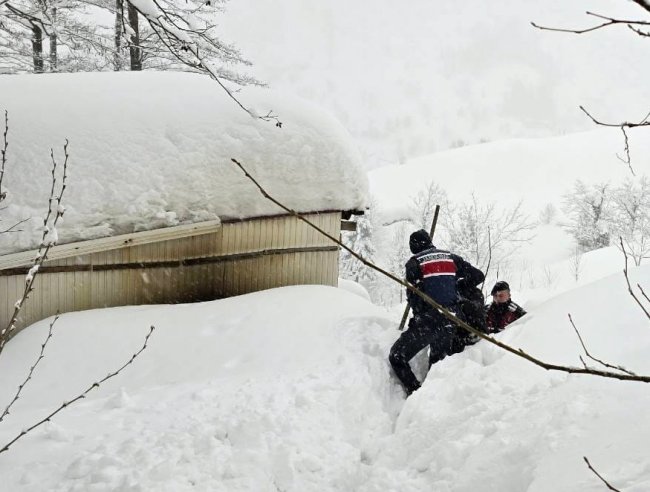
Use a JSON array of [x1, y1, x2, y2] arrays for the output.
[[410, 181, 446, 231], [570, 247, 582, 283], [442, 195, 535, 273]]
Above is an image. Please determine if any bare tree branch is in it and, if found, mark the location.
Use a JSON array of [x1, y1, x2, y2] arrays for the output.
[[568, 313, 636, 376], [615, 127, 635, 176], [532, 11, 650, 35], [637, 283, 650, 305], [580, 106, 650, 129], [584, 457, 623, 492], [480, 226, 492, 293], [628, 23, 650, 36], [0, 110, 7, 204], [0, 325, 155, 454], [231, 157, 650, 383], [579, 107, 650, 175], [620, 237, 650, 321], [0, 315, 59, 423], [0, 139, 68, 355]]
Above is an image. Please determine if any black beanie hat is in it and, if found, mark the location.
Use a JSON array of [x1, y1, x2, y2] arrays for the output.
[[409, 229, 433, 254], [491, 281, 510, 295]]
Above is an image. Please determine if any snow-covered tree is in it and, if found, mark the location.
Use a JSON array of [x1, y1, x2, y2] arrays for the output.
[[539, 202, 557, 225], [340, 199, 378, 295], [0, 0, 262, 113], [0, 0, 119, 73], [610, 176, 650, 266], [374, 221, 412, 305], [562, 180, 611, 253]]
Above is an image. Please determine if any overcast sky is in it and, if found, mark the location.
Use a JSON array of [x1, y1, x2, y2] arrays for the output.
[[220, 0, 650, 167]]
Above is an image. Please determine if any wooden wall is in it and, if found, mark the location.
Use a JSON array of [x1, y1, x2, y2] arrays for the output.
[[0, 212, 341, 334]]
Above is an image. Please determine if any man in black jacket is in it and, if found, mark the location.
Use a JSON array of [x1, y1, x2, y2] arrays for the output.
[[485, 280, 526, 333], [389, 229, 485, 396]]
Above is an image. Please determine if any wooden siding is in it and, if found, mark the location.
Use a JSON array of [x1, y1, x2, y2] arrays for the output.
[[0, 212, 341, 334]]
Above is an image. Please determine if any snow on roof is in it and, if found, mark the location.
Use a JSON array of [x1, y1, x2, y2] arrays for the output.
[[0, 71, 368, 255]]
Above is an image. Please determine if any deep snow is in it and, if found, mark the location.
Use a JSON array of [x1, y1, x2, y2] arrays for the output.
[[1, 258, 650, 491]]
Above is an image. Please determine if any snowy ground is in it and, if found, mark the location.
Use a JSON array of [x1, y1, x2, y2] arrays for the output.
[[2, 256, 650, 490]]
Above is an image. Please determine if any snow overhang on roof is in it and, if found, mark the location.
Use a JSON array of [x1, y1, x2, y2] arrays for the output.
[[0, 71, 368, 255]]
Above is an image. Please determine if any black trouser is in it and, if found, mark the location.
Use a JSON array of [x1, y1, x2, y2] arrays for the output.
[[389, 311, 458, 394]]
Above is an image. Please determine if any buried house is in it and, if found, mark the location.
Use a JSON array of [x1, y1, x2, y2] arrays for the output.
[[0, 72, 367, 335]]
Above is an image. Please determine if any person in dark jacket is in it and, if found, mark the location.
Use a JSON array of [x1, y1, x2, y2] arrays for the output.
[[389, 229, 485, 396], [485, 280, 526, 333], [451, 281, 488, 352]]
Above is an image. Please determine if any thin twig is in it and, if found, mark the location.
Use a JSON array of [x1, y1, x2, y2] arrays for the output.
[[580, 106, 650, 129], [615, 127, 635, 176], [620, 237, 650, 321], [0, 315, 59, 423], [637, 283, 650, 305], [532, 10, 650, 35], [0, 325, 154, 454], [0, 217, 29, 234], [0, 110, 8, 204], [584, 457, 622, 492], [481, 226, 492, 292], [568, 313, 636, 376], [231, 157, 650, 383], [0, 141, 69, 354]]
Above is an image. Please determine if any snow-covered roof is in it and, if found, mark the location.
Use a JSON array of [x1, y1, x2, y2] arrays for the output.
[[0, 71, 368, 255]]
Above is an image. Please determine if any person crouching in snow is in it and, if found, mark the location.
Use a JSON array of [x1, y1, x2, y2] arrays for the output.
[[485, 280, 526, 333], [389, 229, 485, 396]]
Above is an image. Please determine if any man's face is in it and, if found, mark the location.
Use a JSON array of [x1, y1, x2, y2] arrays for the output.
[[493, 290, 510, 304]]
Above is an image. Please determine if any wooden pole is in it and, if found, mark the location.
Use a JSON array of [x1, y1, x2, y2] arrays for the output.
[[398, 204, 441, 331]]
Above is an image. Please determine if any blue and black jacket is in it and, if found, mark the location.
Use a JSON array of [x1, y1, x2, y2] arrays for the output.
[[405, 246, 484, 317]]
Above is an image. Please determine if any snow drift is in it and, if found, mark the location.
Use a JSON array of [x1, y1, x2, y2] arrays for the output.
[[0, 71, 368, 254]]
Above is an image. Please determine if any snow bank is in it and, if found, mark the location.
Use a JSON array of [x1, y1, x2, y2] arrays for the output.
[[2, 265, 650, 490], [0, 286, 400, 492], [363, 264, 650, 492], [338, 278, 371, 301], [0, 72, 368, 254]]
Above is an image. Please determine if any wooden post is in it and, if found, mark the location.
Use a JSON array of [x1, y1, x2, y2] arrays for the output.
[[398, 204, 441, 331]]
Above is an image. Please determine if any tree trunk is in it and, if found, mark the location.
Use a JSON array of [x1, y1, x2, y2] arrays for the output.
[[114, 0, 123, 70], [127, 3, 141, 71], [32, 25, 44, 73], [49, 7, 57, 72]]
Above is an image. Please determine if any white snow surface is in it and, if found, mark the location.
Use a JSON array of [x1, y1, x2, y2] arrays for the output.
[[369, 128, 650, 226], [0, 71, 367, 254], [2, 264, 650, 490]]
